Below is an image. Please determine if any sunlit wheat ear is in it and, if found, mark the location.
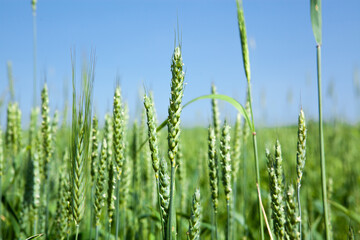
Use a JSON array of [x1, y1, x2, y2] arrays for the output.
[[15, 104, 22, 152], [296, 108, 307, 238], [41, 83, 52, 180], [220, 121, 232, 201], [104, 114, 113, 160], [107, 156, 116, 224], [207, 126, 218, 213], [71, 115, 86, 226], [285, 184, 300, 240], [5, 102, 17, 157], [168, 46, 185, 167], [188, 188, 201, 240], [266, 148, 285, 240], [119, 104, 130, 208], [32, 133, 42, 232], [211, 83, 221, 139], [159, 157, 170, 231], [94, 139, 108, 226], [274, 139, 284, 192], [55, 169, 70, 239], [90, 115, 99, 184], [296, 109, 307, 186], [70, 62, 94, 231], [131, 121, 140, 192], [144, 93, 160, 178], [113, 86, 125, 179]]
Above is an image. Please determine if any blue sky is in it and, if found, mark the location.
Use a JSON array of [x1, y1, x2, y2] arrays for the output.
[[0, 0, 360, 127]]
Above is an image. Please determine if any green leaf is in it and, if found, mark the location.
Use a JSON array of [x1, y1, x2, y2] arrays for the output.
[[236, 0, 251, 83], [183, 94, 253, 131], [310, 0, 322, 45], [25, 233, 44, 240], [329, 200, 360, 225]]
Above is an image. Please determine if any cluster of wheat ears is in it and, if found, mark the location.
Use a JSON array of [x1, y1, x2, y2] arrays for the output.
[[0, 0, 357, 239]]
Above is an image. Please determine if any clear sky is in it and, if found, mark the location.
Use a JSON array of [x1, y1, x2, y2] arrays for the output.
[[1, 0, 360, 127]]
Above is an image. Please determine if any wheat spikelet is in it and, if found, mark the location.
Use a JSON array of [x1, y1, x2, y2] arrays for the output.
[[220, 122, 232, 201], [188, 188, 201, 240], [207, 126, 218, 213], [211, 83, 221, 139], [90, 115, 99, 183], [113, 86, 125, 179], [266, 149, 285, 240], [159, 157, 170, 230], [285, 184, 300, 240], [167, 46, 185, 168], [296, 109, 307, 186], [41, 83, 52, 180], [144, 93, 160, 178], [94, 139, 108, 226]]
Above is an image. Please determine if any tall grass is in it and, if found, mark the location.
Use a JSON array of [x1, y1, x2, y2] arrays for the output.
[[236, 0, 264, 238]]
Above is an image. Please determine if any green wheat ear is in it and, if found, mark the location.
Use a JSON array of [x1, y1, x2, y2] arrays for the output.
[[296, 108, 307, 238], [207, 126, 218, 213], [168, 45, 185, 168], [70, 60, 94, 230], [144, 93, 160, 178], [188, 188, 201, 240], [159, 157, 170, 232], [211, 83, 221, 139], [94, 139, 108, 226], [266, 148, 285, 240], [113, 86, 125, 180], [90, 115, 99, 184], [296, 109, 307, 186], [285, 184, 300, 240], [41, 83, 52, 180], [220, 121, 232, 201]]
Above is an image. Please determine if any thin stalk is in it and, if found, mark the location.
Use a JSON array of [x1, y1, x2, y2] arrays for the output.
[[107, 222, 112, 240], [232, 181, 237, 240], [115, 180, 120, 240], [242, 146, 247, 237], [297, 184, 302, 239], [167, 166, 176, 240], [214, 212, 218, 240], [316, 45, 330, 239], [156, 180, 165, 239], [45, 180, 50, 239], [90, 185, 94, 240], [226, 201, 230, 240], [122, 206, 126, 240], [75, 224, 80, 240], [247, 84, 264, 240], [95, 225, 99, 240]]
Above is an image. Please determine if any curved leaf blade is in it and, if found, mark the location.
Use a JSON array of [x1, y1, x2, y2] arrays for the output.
[[310, 0, 322, 45], [26, 233, 44, 240], [329, 200, 360, 225], [183, 94, 253, 131]]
